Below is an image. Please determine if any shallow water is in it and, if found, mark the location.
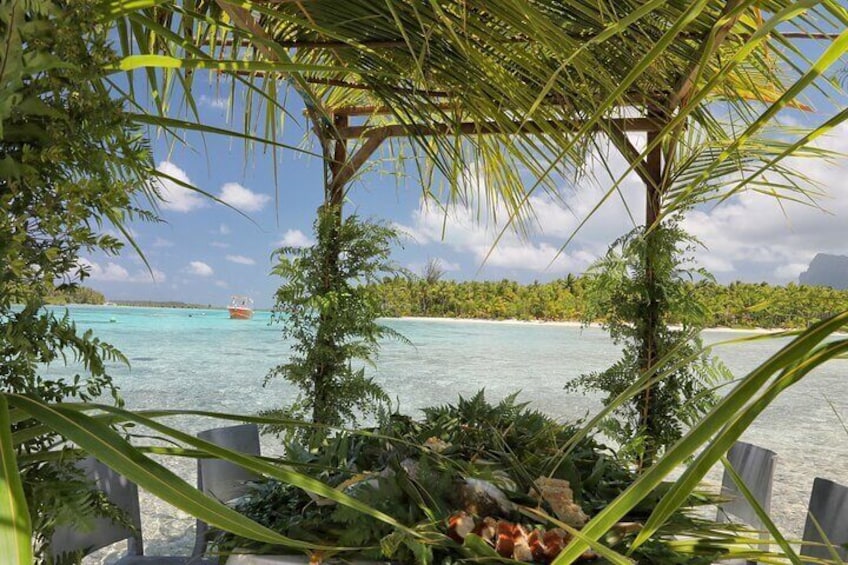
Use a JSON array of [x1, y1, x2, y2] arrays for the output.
[[39, 306, 848, 562]]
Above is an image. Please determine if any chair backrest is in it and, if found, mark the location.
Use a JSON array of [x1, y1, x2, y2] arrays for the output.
[[801, 477, 848, 562], [717, 441, 777, 529], [193, 423, 261, 557], [197, 423, 261, 503], [51, 458, 143, 559]]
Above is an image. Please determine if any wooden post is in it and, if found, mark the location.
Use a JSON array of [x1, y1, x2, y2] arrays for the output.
[[327, 114, 348, 209], [638, 107, 666, 469], [310, 115, 349, 426]]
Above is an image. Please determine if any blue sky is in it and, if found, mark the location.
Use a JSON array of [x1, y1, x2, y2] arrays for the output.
[[82, 74, 848, 309]]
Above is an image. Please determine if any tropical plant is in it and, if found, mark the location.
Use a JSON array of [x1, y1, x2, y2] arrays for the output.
[[44, 286, 107, 306], [422, 258, 447, 285], [0, 0, 161, 560], [566, 222, 728, 467], [114, 1, 847, 472], [377, 275, 848, 329], [3, 313, 847, 564], [220, 391, 724, 564], [2, 2, 847, 564], [265, 206, 406, 434]]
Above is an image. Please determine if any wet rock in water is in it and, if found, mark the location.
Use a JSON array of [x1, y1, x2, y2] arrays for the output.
[[529, 477, 589, 528]]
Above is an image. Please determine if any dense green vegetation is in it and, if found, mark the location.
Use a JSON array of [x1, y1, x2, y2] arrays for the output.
[[0, 1, 152, 560], [2, 3, 847, 565], [224, 392, 721, 564], [379, 276, 848, 330], [44, 286, 105, 305], [566, 223, 723, 467], [265, 207, 406, 434]]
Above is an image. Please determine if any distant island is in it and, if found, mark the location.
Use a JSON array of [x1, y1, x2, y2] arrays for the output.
[[45, 286, 106, 305], [111, 300, 214, 309], [799, 253, 848, 290], [47, 277, 848, 330], [45, 287, 212, 309]]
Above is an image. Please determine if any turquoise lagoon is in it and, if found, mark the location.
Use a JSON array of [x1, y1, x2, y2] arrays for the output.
[[43, 305, 848, 561]]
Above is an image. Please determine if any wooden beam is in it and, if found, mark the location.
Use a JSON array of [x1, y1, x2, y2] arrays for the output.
[[645, 119, 664, 227], [198, 31, 841, 53], [214, 0, 339, 149], [333, 104, 456, 117], [775, 31, 842, 39], [328, 114, 348, 206], [337, 117, 661, 140], [604, 124, 655, 190], [303, 78, 451, 98], [328, 129, 389, 192]]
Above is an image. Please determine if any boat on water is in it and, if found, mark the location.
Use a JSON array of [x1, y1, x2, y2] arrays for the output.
[[228, 295, 254, 320]]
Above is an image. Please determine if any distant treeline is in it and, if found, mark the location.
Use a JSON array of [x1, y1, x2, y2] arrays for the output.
[[45, 288, 211, 309], [45, 286, 105, 305], [112, 300, 212, 309], [377, 276, 848, 329]]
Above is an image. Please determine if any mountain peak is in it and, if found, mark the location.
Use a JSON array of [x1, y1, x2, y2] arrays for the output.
[[799, 253, 848, 290]]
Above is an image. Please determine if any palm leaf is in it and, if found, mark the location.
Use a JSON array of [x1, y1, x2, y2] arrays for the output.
[[6, 394, 352, 551], [0, 396, 31, 565], [551, 311, 848, 564], [8, 396, 424, 541], [720, 455, 800, 563]]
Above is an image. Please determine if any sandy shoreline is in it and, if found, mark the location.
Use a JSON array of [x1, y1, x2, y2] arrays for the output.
[[391, 315, 795, 334]]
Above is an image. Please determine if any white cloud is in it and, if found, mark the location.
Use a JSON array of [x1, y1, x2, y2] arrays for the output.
[[199, 94, 228, 110], [153, 161, 206, 213], [210, 241, 231, 249], [394, 144, 653, 276], [78, 258, 165, 283], [226, 254, 256, 265], [219, 182, 271, 213], [396, 123, 848, 284], [215, 280, 229, 288], [277, 229, 314, 248], [431, 258, 461, 271], [152, 237, 174, 248], [681, 123, 848, 283], [219, 224, 231, 235], [407, 258, 461, 276], [774, 262, 809, 280], [187, 261, 214, 277], [400, 200, 581, 273]]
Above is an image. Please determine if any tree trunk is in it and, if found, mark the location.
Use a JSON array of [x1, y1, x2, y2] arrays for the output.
[[311, 115, 347, 426], [638, 110, 666, 470]]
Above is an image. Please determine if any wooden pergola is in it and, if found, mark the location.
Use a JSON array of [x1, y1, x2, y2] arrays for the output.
[[159, 0, 839, 459], [195, 1, 838, 225]]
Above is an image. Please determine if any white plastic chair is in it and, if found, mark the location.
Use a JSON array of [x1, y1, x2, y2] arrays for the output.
[[51, 457, 216, 564], [716, 441, 777, 528], [716, 441, 777, 565], [801, 477, 848, 563], [192, 424, 261, 557]]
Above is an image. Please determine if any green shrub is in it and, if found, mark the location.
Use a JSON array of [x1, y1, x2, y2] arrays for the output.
[[222, 391, 719, 564]]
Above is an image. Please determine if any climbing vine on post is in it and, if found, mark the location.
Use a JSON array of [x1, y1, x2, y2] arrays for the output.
[[266, 207, 406, 436], [566, 221, 728, 467]]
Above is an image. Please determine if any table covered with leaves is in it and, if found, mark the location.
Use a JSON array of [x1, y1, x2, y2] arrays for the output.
[[218, 392, 726, 564]]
